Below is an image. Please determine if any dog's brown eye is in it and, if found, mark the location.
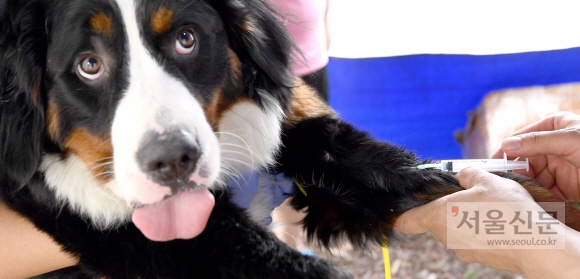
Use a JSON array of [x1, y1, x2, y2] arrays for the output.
[[77, 55, 104, 80], [175, 29, 196, 54]]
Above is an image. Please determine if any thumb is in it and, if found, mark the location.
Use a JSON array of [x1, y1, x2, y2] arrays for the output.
[[502, 130, 578, 159], [394, 199, 443, 234]]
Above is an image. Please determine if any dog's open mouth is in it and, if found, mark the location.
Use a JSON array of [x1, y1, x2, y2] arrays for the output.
[[132, 189, 215, 242]]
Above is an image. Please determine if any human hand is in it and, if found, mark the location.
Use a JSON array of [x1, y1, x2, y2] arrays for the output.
[[394, 167, 544, 273], [491, 112, 580, 202]]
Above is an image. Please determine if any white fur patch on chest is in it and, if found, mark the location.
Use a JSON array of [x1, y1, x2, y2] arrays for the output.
[[217, 93, 285, 182], [40, 154, 132, 229]]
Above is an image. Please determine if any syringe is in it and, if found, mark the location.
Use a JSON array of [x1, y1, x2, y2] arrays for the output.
[[417, 153, 529, 173]]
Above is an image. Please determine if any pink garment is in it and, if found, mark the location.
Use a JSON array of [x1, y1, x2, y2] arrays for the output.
[[271, 0, 329, 76]]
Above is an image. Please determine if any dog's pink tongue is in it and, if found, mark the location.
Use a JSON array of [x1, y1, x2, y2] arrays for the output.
[[132, 189, 215, 242]]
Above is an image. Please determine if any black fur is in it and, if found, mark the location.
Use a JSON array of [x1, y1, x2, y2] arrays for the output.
[[43, 0, 129, 141], [278, 116, 462, 248], [138, 0, 231, 105], [0, 0, 47, 192], [206, 0, 295, 110]]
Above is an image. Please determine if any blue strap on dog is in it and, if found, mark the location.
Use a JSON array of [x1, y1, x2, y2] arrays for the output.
[[228, 170, 294, 224]]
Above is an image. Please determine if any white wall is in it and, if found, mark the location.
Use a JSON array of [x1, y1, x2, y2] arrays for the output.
[[328, 0, 580, 58]]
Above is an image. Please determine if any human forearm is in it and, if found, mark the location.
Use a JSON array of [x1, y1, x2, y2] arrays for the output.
[[0, 202, 77, 279], [516, 226, 580, 279]]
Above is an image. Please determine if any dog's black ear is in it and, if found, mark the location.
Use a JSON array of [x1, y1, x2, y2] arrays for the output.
[[0, 0, 48, 191], [207, 0, 295, 108]]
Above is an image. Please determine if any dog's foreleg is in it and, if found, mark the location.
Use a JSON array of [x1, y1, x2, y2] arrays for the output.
[[278, 114, 461, 248]]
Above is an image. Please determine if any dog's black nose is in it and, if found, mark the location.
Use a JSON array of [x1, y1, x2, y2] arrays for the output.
[[137, 130, 200, 187]]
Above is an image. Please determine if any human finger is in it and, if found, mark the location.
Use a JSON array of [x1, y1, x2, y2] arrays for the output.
[[502, 130, 580, 169], [509, 112, 579, 136], [455, 167, 495, 190], [393, 199, 444, 235]]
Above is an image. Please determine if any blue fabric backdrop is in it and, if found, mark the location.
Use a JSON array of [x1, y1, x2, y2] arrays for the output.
[[328, 47, 580, 160]]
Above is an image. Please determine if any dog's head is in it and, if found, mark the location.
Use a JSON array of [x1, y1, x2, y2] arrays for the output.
[[0, 0, 294, 240]]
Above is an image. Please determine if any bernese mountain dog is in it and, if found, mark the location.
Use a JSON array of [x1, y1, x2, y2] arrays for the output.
[[1, 0, 578, 278]]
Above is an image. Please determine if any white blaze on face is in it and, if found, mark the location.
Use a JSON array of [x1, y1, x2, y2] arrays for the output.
[[111, 0, 220, 206]]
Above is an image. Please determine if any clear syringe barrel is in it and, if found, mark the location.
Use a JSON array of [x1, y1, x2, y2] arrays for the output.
[[439, 157, 529, 172], [441, 159, 526, 172], [417, 153, 530, 172]]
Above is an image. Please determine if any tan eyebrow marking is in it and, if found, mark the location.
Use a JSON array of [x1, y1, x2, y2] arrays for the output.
[[151, 7, 174, 34], [90, 12, 113, 37]]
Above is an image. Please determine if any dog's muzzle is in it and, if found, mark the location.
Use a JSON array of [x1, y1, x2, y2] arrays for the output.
[[136, 129, 201, 191]]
